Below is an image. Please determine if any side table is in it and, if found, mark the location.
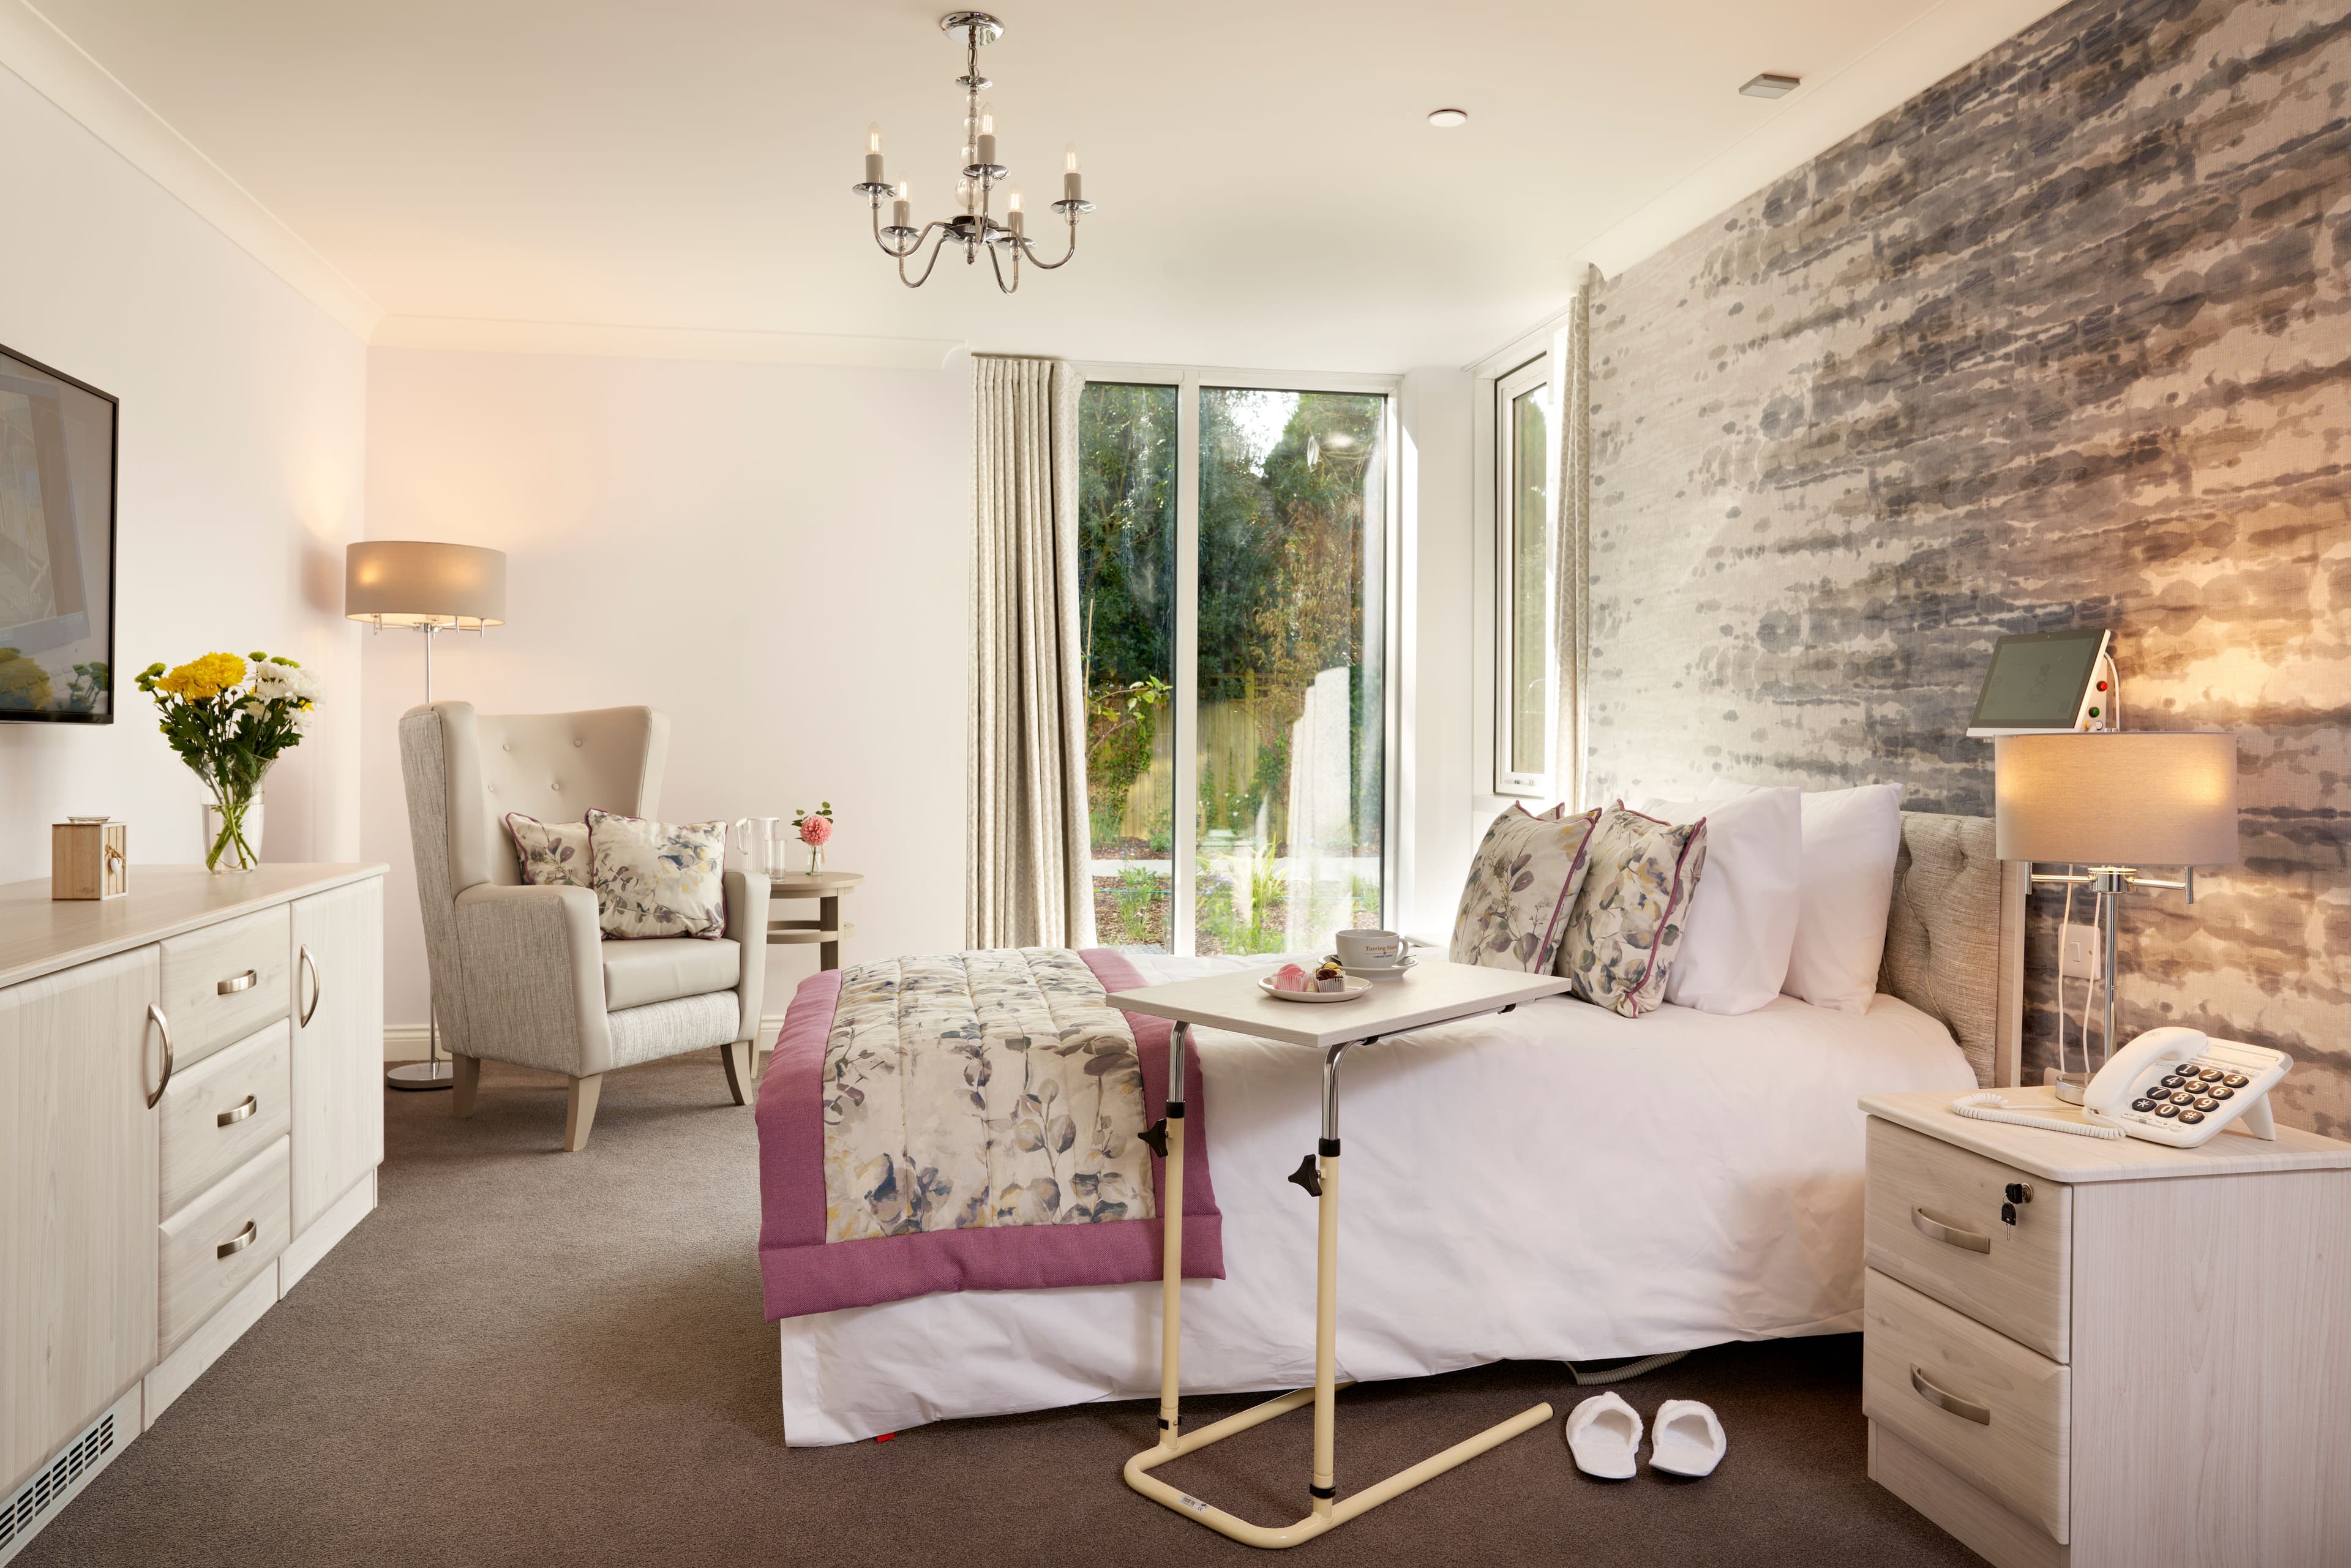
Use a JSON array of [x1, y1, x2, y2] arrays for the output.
[[767, 870, 862, 971]]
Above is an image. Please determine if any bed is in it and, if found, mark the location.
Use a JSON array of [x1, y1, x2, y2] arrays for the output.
[[771, 812, 2026, 1446]]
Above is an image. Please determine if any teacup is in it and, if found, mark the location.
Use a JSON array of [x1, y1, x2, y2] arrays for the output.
[[1335, 928, 1404, 969]]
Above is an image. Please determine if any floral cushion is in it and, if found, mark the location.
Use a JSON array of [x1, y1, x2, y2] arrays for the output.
[[1449, 805, 1603, 972], [504, 813, 591, 889], [1556, 807, 1711, 1018], [585, 808, 727, 940]]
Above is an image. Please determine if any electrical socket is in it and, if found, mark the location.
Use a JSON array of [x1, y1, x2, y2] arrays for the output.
[[2062, 926, 2102, 978]]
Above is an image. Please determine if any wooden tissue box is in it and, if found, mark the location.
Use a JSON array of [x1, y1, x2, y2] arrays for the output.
[[52, 820, 128, 900]]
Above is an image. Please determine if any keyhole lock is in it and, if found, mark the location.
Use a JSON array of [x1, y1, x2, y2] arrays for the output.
[[2000, 1181, 2033, 1227]]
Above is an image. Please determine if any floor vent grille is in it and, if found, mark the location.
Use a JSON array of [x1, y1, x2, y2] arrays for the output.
[[1, 1409, 117, 1555]]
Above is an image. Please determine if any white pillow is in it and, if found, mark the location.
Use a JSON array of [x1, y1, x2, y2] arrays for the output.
[[1701, 779, 1903, 1014], [1635, 788, 1801, 1015]]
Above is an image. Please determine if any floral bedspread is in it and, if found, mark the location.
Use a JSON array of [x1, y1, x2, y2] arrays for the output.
[[823, 948, 1154, 1238], [756, 948, 1223, 1319]]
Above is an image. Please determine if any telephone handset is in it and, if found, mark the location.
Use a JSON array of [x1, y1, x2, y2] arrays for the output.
[[1952, 1026, 2292, 1147], [2080, 1026, 2290, 1147]]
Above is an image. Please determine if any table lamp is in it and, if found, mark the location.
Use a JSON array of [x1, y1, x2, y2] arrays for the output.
[[346, 541, 508, 1090], [1993, 732, 2239, 1101]]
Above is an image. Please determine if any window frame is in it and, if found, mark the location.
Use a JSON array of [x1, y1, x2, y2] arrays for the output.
[[1071, 362, 1403, 956], [1490, 353, 1555, 800]]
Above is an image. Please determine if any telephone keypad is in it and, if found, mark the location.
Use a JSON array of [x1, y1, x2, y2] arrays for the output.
[[2159, 1075, 2185, 1089], [2180, 1109, 2206, 1124], [2194, 1096, 2218, 1112], [2199, 1068, 2224, 1082], [2131, 1097, 2157, 1112], [2210, 1086, 2233, 1100], [2222, 1073, 2249, 1088], [2155, 1103, 2180, 1118]]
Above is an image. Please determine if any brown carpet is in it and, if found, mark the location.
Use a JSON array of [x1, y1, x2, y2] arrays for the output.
[[22, 1050, 1974, 1567]]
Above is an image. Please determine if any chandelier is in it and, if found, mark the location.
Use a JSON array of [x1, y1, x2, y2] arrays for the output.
[[852, 11, 1092, 293]]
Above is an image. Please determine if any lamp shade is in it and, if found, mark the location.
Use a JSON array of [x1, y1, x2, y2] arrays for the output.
[[1994, 732, 2240, 867], [344, 541, 506, 628]]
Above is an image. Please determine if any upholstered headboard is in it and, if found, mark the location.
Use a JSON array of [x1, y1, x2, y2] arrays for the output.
[[1878, 812, 2028, 1089]]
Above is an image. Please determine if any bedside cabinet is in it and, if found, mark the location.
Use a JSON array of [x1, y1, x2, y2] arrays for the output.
[[1858, 1088, 2351, 1568]]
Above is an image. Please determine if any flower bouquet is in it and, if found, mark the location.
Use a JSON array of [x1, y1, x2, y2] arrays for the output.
[[793, 802, 834, 875], [136, 651, 320, 873]]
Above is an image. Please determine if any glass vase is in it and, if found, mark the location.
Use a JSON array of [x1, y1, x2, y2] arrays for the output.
[[196, 756, 272, 874], [805, 842, 825, 876]]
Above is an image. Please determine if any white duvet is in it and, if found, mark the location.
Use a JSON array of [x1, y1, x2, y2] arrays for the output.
[[776, 952, 1976, 1446]]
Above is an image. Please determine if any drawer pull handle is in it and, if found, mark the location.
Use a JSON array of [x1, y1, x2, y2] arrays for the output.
[[216, 1220, 258, 1259], [1911, 1206, 1992, 1253], [217, 969, 257, 996], [1911, 1365, 1992, 1425], [145, 1004, 174, 1109], [299, 944, 321, 1027], [217, 1095, 257, 1127]]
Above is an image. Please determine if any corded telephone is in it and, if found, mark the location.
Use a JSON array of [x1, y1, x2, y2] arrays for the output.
[[1954, 1027, 2292, 1148]]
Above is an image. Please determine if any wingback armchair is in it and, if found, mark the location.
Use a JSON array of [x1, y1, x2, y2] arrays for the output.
[[399, 701, 768, 1150]]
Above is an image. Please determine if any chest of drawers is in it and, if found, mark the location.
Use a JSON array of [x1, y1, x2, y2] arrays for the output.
[[1, 865, 384, 1566], [1859, 1088, 2351, 1568]]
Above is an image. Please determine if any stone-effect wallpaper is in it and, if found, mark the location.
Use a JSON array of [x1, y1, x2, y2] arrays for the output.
[[1584, 0, 2351, 1133]]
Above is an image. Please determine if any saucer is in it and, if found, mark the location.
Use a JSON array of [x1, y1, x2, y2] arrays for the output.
[[1343, 957, 1419, 983]]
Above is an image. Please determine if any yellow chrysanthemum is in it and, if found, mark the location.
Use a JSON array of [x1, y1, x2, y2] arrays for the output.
[[157, 651, 247, 701]]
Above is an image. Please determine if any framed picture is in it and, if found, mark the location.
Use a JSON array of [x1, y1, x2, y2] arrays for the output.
[[0, 342, 116, 722]]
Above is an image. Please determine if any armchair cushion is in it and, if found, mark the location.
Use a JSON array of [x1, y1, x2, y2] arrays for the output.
[[586, 808, 727, 939], [603, 937, 742, 1011], [506, 812, 592, 888]]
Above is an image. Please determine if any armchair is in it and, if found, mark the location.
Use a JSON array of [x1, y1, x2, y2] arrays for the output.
[[399, 701, 768, 1150]]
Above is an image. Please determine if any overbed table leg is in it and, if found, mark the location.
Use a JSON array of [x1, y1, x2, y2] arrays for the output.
[[1123, 1025, 1551, 1548]]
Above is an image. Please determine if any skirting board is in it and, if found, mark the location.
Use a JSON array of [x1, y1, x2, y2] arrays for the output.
[[144, 1262, 279, 1429], [280, 1169, 377, 1293], [385, 1022, 793, 1063]]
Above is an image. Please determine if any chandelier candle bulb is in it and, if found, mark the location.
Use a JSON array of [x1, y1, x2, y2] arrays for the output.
[[1063, 143, 1081, 201], [976, 103, 996, 167], [892, 181, 910, 229], [1007, 188, 1023, 235], [865, 122, 885, 186]]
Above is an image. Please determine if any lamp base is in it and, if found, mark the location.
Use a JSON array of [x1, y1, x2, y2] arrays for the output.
[[2053, 1072, 2089, 1105], [386, 1059, 454, 1092]]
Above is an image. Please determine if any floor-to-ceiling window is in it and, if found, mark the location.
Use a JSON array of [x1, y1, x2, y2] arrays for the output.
[[1079, 370, 1395, 956], [1493, 354, 1553, 797]]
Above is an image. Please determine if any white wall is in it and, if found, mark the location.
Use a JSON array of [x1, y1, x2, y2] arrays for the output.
[[0, 62, 367, 880], [361, 347, 972, 1030], [1397, 367, 1479, 940]]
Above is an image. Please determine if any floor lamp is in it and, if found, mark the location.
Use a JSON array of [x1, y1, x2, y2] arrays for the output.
[[346, 541, 508, 1092]]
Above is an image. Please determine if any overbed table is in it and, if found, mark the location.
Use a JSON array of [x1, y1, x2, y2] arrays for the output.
[[1104, 961, 1575, 1549]]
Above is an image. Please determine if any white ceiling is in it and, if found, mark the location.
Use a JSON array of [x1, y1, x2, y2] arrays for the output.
[[17, 0, 2066, 370]]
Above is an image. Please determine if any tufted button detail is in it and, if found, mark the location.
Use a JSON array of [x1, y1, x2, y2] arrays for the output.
[[550, 781, 563, 790], [502, 743, 512, 751], [487, 785, 497, 793], [572, 738, 583, 748]]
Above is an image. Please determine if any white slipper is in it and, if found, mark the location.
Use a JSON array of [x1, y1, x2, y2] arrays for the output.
[[1649, 1399, 1727, 1477], [1565, 1391, 1643, 1479]]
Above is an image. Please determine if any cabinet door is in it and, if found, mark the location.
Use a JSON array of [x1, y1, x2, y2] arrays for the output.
[[290, 880, 384, 1236], [0, 947, 162, 1493]]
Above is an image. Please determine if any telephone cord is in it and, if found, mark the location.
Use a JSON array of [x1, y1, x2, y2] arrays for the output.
[[1950, 1091, 2125, 1139]]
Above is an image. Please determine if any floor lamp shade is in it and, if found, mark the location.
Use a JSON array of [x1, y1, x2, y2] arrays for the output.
[[345, 541, 507, 627], [1993, 732, 2240, 866]]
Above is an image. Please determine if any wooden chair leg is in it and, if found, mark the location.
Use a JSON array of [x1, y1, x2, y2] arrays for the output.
[[563, 1074, 604, 1152], [451, 1054, 481, 1119], [719, 1040, 755, 1106]]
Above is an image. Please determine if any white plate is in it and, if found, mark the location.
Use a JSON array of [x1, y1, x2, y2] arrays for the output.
[[1258, 976, 1373, 1003], [1344, 958, 1419, 983]]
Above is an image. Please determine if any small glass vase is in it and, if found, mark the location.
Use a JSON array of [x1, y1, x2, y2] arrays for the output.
[[804, 842, 825, 876], [196, 757, 272, 874]]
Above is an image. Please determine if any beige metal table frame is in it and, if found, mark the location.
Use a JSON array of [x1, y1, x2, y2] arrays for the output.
[[1111, 964, 1572, 1548]]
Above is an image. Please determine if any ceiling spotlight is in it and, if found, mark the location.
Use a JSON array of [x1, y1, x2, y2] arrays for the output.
[[1739, 73, 1801, 99], [1427, 107, 1469, 128]]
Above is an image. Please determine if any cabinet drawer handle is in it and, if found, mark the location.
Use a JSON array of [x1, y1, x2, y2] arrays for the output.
[[217, 969, 257, 995], [298, 943, 321, 1028], [216, 1220, 258, 1259], [1911, 1365, 1992, 1425], [146, 1003, 174, 1109], [217, 1095, 257, 1127], [1911, 1206, 1992, 1253]]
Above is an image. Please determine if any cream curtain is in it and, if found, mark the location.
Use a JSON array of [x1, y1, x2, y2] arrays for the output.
[[1550, 268, 1595, 809], [967, 356, 1098, 948]]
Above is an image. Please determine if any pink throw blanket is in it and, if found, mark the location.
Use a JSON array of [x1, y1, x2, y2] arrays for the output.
[[757, 948, 1221, 1319]]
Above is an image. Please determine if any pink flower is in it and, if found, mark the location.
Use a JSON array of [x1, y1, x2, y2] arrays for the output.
[[798, 814, 834, 847]]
